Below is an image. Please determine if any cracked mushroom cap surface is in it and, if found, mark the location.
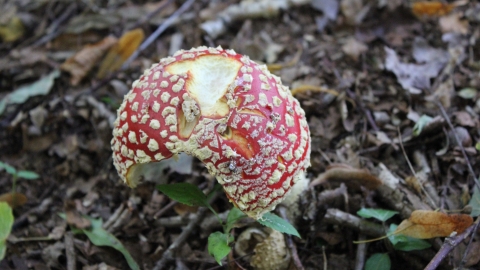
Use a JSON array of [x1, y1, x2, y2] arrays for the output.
[[111, 46, 310, 219]]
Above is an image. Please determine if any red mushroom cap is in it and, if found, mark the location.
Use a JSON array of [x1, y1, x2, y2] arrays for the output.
[[111, 46, 310, 219]]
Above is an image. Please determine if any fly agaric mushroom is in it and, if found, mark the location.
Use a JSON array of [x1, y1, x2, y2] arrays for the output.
[[111, 46, 310, 219]]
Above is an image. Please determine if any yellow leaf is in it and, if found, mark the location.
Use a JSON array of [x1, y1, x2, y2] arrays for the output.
[[97, 28, 145, 78], [411, 1, 467, 18], [393, 210, 473, 239], [0, 17, 25, 42]]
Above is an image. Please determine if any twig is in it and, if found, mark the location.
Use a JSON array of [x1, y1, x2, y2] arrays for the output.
[[121, 0, 195, 70], [65, 232, 76, 270], [12, 198, 53, 230], [434, 101, 480, 189], [424, 217, 480, 270], [152, 207, 209, 270], [153, 191, 220, 268], [459, 218, 480, 268], [322, 246, 327, 270], [153, 200, 177, 219], [346, 89, 379, 132], [154, 214, 190, 227], [317, 184, 348, 207], [397, 128, 438, 209], [376, 183, 430, 219], [323, 208, 385, 237], [128, 0, 175, 30], [354, 235, 367, 270], [206, 253, 252, 270], [30, 3, 78, 47], [286, 235, 304, 270], [103, 203, 125, 230], [278, 207, 305, 270], [109, 206, 132, 232]]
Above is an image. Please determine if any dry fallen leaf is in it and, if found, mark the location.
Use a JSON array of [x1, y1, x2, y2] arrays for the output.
[[0, 192, 27, 208], [385, 46, 447, 94], [439, 12, 469, 34], [426, 77, 454, 108], [411, 1, 466, 17], [394, 210, 473, 239], [22, 124, 57, 152], [173, 203, 198, 216], [61, 36, 118, 85], [309, 164, 382, 190], [340, 0, 365, 25], [97, 28, 145, 78], [405, 175, 423, 195], [64, 201, 91, 229], [342, 37, 368, 61], [464, 241, 480, 267]]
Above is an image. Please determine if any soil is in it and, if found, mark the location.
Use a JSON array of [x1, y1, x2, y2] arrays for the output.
[[0, 0, 479, 269]]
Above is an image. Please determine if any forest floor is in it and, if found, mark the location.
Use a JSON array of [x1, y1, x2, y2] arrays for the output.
[[0, 0, 480, 269]]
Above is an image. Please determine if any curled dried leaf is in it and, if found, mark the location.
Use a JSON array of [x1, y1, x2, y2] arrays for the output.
[[97, 28, 144, 78], [64, 201, 91, 229], [393, 210, 473, 239], [0, 192, 27, 208], [61, 36, 118, 85], [309, 164, 382, 190]]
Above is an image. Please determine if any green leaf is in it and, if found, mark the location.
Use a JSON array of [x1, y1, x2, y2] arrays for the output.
[[365, 253, 391, 270], [413, 114, 433, 136], [388, 224, 431, 251], [0, 202, 14, 260], [468, 183, 480, 217], [16, 170, 40, 180], [157, 183, 220, 220], [357, 208, 398, 222], [457, 88, 478, 99], [68, 215, 139, 270], [0, 161, 16, 175], [0, 70, 60, 115], [157, 183, 209, 208], [208, 232, 233, 265], [225, 207, 246, 232], [258, 212, 301, 238]]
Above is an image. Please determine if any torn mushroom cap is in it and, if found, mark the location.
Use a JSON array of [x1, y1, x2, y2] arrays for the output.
[[111, 46, 311, 220]]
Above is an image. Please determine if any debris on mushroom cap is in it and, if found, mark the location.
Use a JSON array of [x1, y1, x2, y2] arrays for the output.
[[250, 229, 290, 270], [111, 46, 311, 219]]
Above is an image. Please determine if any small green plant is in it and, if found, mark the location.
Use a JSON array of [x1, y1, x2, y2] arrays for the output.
[[0, 161, 40, 194], [412, 114, 433, 136], [157, 183, 300, 265], [0, 161, 39, 261], [59, 213, 139, 270], [0, 202, 14, 260], [357, 208, 431, 270]]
